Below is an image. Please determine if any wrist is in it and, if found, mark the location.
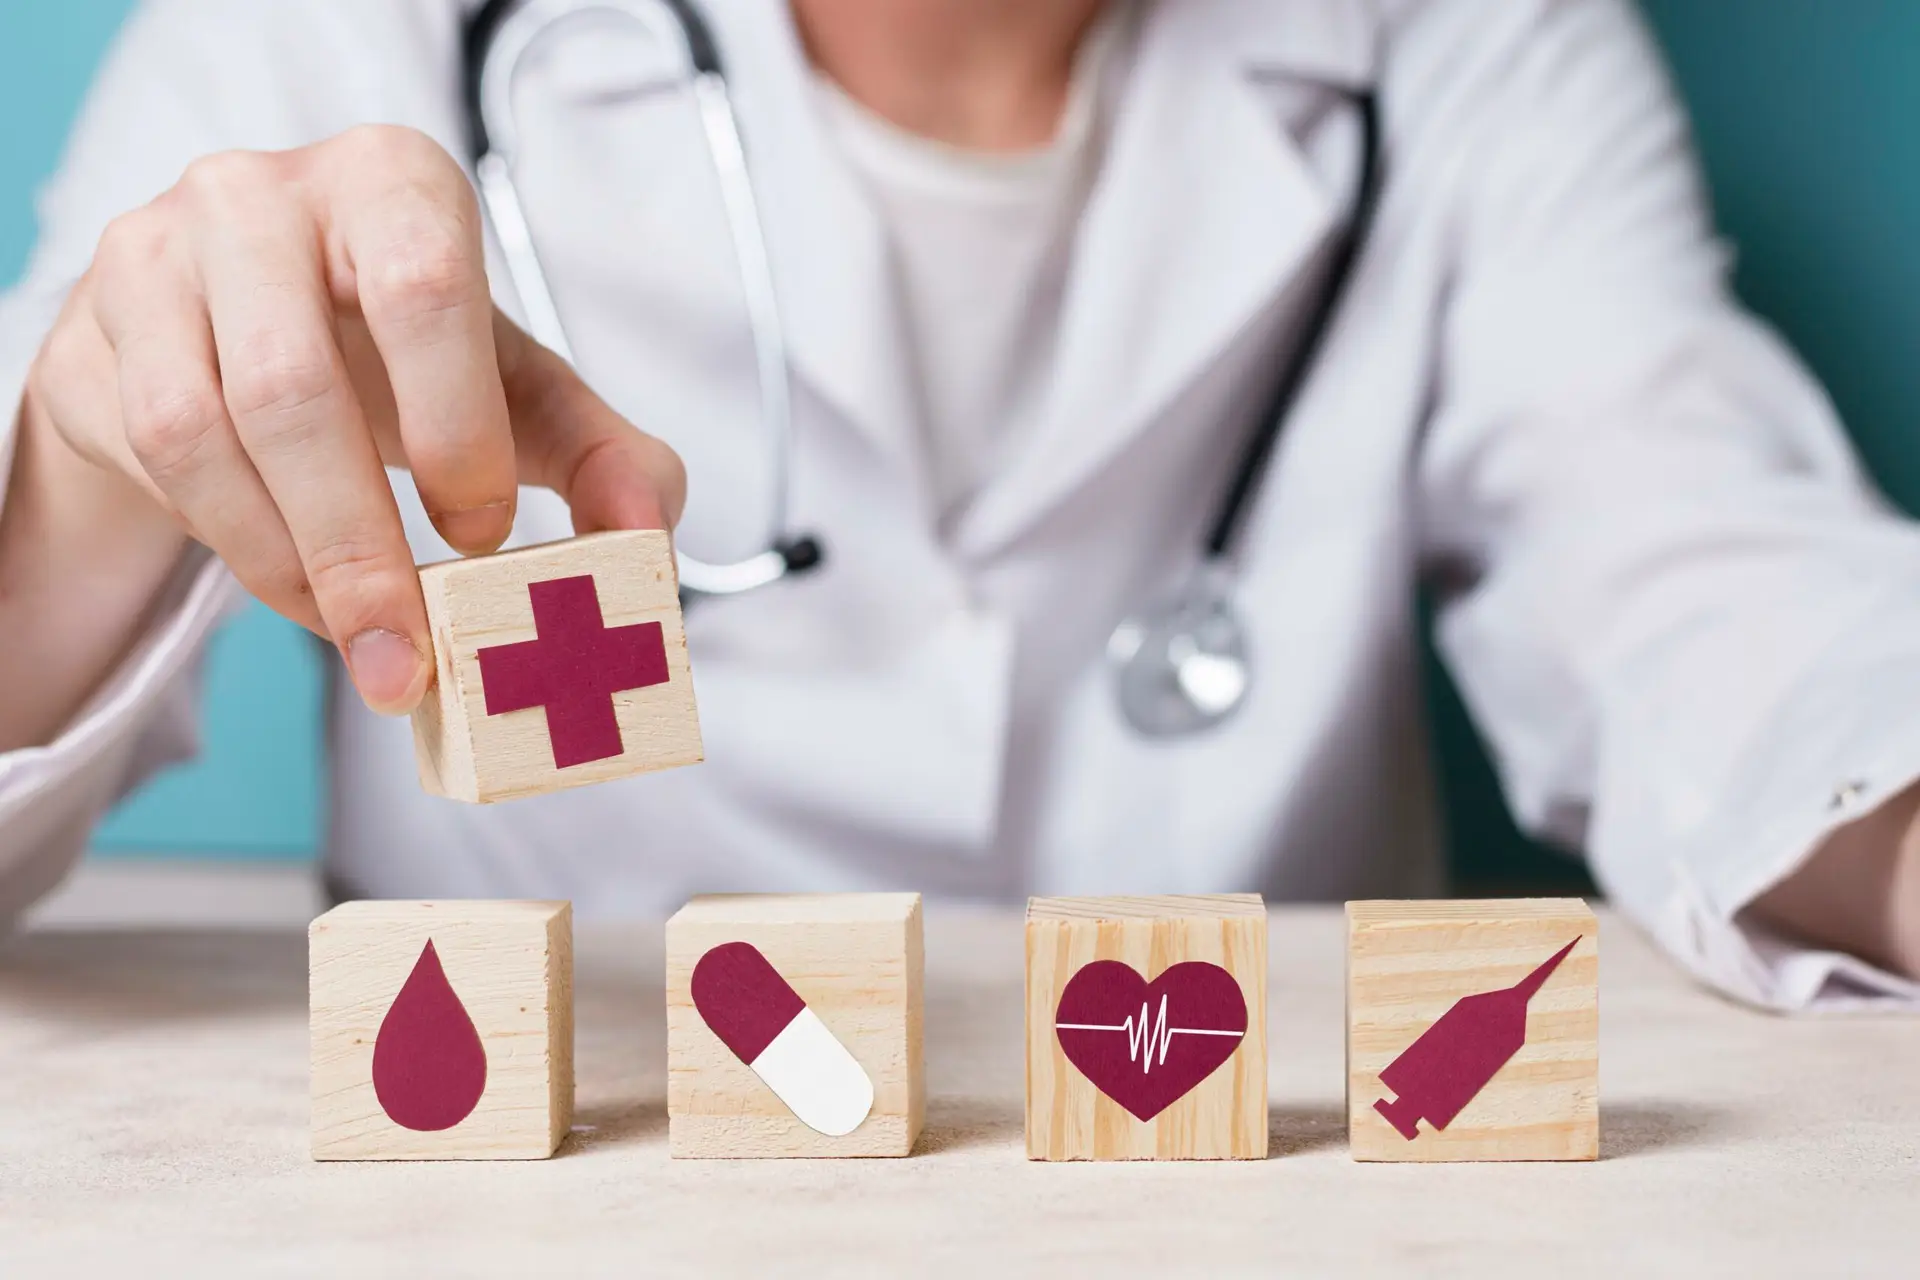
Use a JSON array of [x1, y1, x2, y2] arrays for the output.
[[1884, 811, 1920, 978], [4, 382, 186, 587], [1748, 780, 1920, 979], [0, 384, 192, 751]]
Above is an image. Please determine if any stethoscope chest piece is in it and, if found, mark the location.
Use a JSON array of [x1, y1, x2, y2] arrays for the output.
[[1107, 569, 1252, 737]]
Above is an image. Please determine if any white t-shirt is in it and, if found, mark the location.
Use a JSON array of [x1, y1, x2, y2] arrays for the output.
[[809, 15, 1125, 524]]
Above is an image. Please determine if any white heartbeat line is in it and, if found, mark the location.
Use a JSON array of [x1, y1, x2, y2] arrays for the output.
[[1056, 994, 1244, 1075]]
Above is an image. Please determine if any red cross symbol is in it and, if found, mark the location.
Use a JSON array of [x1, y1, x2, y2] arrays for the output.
[[476, 574, 670, 769]]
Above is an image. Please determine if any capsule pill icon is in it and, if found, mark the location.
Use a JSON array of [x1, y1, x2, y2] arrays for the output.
[[690, 941, 875, 1137]]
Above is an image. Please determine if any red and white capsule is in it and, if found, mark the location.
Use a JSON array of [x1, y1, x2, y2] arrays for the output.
[[690, 941, 874, 1137]]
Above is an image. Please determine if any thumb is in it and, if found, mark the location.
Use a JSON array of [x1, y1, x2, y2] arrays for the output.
[[492, 309, 688, 534]]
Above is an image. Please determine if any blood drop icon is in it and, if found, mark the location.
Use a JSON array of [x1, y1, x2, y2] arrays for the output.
[[691, 941, 874, 1137], [372, 940, 488, 1132]]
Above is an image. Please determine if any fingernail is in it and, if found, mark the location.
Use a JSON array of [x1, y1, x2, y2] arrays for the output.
[[434, 501, 514, 555], [346, 628, 428, 715]]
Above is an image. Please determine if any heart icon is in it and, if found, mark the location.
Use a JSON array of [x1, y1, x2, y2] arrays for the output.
[[1053, 960, 1248, 1121]]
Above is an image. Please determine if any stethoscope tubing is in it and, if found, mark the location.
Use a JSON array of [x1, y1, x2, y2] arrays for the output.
[[460, 0, 1386, 740], [1201, 88, 1382, 562], [1106, 84, 1382, 737]]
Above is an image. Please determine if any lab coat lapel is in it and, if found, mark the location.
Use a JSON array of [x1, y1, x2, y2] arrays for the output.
[[955, 0, 1376, 557], [709, 1, 925, 487]]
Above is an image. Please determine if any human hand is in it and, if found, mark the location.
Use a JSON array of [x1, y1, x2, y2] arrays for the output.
[[21, 125, 686, 714]]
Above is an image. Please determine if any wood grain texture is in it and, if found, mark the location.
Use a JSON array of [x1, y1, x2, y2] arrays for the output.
[[1346, 898, 1598, 1162], [666, 894, 924, 1158], [411, 530, 702, 803], [309, 900, 572, 1160], [21, 903, 1920, 1274], [1025, 895, 1267, 1160]]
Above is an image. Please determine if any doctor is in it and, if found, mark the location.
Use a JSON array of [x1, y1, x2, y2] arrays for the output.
[[1, 0, 1917, 1010]]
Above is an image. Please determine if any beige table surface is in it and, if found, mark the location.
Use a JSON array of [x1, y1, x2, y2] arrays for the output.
[[2, 884, 1918, 1277]]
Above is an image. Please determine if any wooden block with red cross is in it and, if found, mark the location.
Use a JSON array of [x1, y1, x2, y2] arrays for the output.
[[410, 530, 703, 803]]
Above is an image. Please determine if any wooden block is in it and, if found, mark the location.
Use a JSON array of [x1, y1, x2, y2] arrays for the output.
[[411, 529, 703, 803], [666, 894, 924, 1158], [1025, 895, 1267, 1161], [1346, 898, 1598, 1162], [309, 900, 573, 1160]]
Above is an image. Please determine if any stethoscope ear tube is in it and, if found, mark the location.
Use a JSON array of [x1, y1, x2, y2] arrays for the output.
[[462, 0, 719, 157], [460, 0, 527, 160], [677, 535, 825, 606], [465, 0, 825, 607], [653, 0, 722, 75], [775, 535, 824, 576]]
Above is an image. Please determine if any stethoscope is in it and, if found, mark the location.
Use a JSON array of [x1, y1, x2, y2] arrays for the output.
[[461, 0, 1383, 738]]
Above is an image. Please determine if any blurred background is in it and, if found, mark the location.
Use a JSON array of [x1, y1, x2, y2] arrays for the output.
[[4, 1, 1917, 891]]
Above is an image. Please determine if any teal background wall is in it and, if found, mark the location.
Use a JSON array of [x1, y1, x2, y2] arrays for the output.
[[1440, 0, 1920, 891], [2, 2, 1915, 873], [1, 0, 324, 858]]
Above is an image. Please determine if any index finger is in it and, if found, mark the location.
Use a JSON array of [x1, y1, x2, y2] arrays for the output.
[[313, 126, 516, 555]]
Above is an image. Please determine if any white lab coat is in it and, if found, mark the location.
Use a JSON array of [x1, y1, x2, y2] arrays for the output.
[[3, 0, 1918, 1010]]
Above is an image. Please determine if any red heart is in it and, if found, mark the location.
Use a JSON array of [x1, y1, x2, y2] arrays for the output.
[[1053, 960, 1248, 1122]]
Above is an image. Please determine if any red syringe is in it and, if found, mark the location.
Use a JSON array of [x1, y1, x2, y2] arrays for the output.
[[1372, 936, 1580, 1141]]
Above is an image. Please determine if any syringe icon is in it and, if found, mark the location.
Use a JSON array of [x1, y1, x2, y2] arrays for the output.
[[1373, 936, 1581, 1140]]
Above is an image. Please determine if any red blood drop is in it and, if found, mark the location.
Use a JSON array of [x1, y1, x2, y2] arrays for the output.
[[372, 940, 488, 1132]]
